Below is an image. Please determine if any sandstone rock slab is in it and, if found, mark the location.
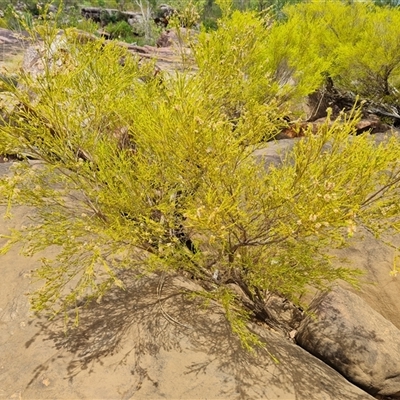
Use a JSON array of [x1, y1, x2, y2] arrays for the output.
[[296, 286, 400, 398]]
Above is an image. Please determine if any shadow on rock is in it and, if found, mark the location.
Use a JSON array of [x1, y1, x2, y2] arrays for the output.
[[24, 272, 373, 399]]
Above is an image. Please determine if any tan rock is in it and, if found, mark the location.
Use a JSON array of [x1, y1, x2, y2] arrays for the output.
[[296, 286, 400, 398]]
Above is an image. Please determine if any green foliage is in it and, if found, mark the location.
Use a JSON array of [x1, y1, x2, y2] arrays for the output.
[[173, 0, 203, 28], [99, 9, 121, 25], [1, 5, 34, 31], [201, 0, 221, 30], [69, 17, 100, 34], [105, 20, 134, 41], [194, 9, 323, 119], [1, 11, 400, 350], [271, 0, 400, 103], [256, 0, 303, 15], [373, 0, 400, 6], [51, 3, 99, 33]]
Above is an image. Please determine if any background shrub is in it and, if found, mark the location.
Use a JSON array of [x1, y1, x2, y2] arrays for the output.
[[266, 1, 400, 105], [105, 19, 134, 40]]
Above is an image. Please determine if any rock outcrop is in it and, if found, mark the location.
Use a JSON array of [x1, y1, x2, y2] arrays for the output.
[[296, 286, 400, 398], [80, 5, 176, 28]]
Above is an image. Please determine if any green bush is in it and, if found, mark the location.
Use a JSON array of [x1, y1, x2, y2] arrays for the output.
[[1, 11, 400, 350], [1, 5, 34, 31], [374, 0, 400, 6], [105, 20, 134, 40], [267, 0, 400, 104], [201, 0, 221, 30]]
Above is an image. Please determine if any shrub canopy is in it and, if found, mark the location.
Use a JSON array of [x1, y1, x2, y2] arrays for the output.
[[267, 0, 400, 104], [1, 6, 400, 349]]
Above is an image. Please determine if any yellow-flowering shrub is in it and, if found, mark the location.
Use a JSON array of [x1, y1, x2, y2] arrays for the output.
[[267, 0, 400, 103], [1, 12, 400, 350]]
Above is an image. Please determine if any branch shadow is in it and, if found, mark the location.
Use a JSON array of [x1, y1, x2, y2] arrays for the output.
[[24, 271, 372, 399]]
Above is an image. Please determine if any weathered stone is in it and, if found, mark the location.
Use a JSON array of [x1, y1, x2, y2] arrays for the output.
[[154, 4, 176, 27], [296, 286, 400, 398], [157, 29, 177, 48], [253, 138, 297, 169], [277, 115, 389, 139], [80, 5, 176, 28], [335, 224, 400, 331], [156, 28, 195, 48]]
